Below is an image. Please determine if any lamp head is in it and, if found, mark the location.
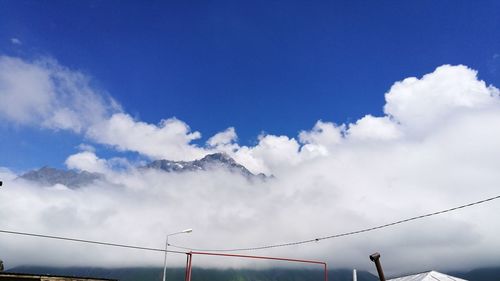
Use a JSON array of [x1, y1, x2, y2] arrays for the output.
[[182, 228, 193, 233], [369, 252, 381, 262]]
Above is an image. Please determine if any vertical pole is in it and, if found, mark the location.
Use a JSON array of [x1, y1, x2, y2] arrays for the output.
[[186, 253, 193, 281], [162, 236, 169, 281], [369, 253, 386, 281], [184, 254, 190, 281], [324, 263, 328, 281], [353, 269, 357, 281]]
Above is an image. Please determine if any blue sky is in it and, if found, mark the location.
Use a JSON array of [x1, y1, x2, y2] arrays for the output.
[[3, 1, 500, 271], [1, 0, 499, 170]]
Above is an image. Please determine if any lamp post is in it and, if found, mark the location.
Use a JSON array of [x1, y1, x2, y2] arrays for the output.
[[162, 228, 192, 281]]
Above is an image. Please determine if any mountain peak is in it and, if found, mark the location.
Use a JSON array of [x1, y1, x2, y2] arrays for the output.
[[18, 167, 103, 188], [19, 153, 267, 187], [146, 153, 266, 180], [199, 152, 236, 164]]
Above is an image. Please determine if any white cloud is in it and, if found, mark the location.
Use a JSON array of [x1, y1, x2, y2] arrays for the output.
[[0, 56, 54, 125], [347, 115, 402, 141], [65, 151, 109, 173], [299, 120, 343, 147], [207, 127, 238, 148], [77, 143, 96, 153], [10, 38, 22, 45], [234, 135, 302, 175], [2, 62, 500, 275], [298, 120, 344, 158], [87, 113, 206, 161], [0, 56, 121, 133], [384, 64, 500, 135], [65, 150, 132, 174]]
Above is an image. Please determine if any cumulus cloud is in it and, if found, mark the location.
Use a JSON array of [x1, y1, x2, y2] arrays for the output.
[[65, 151, 109, 173], [86, 113, 206, 161], [299, 121, 343, 146], [0, 55, 206, 161], [207, 127, 238, 148], [2, 61, 500, 275], [384, 64, 500, 134], [347, 115, 401, 141], [0, 56, 121, 133]]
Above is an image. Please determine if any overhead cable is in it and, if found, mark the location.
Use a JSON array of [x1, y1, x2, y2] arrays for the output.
[[169, 194, 500, 252], [1, 194, 499, 254], [0, 229, 186, 254]]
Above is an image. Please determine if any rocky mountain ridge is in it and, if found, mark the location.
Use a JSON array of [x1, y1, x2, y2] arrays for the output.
[[145, 152, 266, 179], [19, 153, 265, 188], [19, 166, 104, 188]]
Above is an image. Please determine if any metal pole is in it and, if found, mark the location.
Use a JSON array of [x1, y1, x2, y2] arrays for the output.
[[353, 269, 357, 281], [162, 235, 169, 281], [187, 253, 193, 281], [324, 262, 328, 281], [184, 254, 190, 281], [162, 229, 192, 281], [369, 253, 386, 281]]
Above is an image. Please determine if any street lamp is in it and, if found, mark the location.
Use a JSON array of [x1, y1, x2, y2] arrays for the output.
[[162, 228, 192, 281]]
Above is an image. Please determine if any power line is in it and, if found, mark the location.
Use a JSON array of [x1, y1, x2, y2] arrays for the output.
[[170, 194, 500, 252], [0, 229, 186, 254], [1, 194, 499, 254]]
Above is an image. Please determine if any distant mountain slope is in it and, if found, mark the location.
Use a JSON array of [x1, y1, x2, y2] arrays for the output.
[[17, 153, 266, 188], [18, 167, 103, 188], [8, 265, 500, 281], [145, 152, 267, 179], [7, 266, 377, 281], [450, 267, 500, 281]]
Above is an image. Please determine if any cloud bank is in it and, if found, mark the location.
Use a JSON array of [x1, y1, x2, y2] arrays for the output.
[[0, 56, 121, 133], [1, 56, 500, 275]]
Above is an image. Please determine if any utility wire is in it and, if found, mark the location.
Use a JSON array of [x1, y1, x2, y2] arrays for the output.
[[1, 194, 499, 254], [170, 194, 500, 252], [0, 229, 186, 254]]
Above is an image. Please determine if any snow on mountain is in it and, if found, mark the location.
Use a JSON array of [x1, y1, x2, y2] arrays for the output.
[[18, 153, 267, 188], [145, 152, 267, 180]]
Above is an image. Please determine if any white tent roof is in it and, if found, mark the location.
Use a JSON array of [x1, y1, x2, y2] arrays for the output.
[[387, 271, 468, 281]]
